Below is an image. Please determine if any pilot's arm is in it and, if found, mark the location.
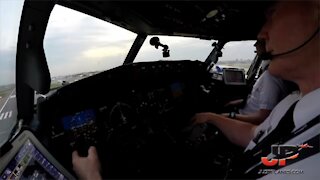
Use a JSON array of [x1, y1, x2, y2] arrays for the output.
[[72, 146, 102, 180], [224, 99, 244, 107], [222, 109, 272, 125], [193, 112, 257, 148]]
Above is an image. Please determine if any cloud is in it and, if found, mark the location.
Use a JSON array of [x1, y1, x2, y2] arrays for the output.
[[83, 46, 127, 59], [45, 6, 136, 44], [43, 4, 137, 77], [0, 0, 23, 85], [135, 36, 213, 62], [135, 36, 255, 62], [0, 0, 23, 52]]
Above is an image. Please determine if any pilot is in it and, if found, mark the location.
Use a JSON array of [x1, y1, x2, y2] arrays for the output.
[[224, 40, 289, 125], [72, 1, 320, 179], [193, 0, 320, 178]]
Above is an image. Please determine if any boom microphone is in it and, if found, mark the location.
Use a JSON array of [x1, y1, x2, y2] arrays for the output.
[[260, 27, 319, 60]]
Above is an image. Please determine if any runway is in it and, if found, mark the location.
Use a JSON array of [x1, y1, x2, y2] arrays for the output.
[[0, 89, 17, 147]]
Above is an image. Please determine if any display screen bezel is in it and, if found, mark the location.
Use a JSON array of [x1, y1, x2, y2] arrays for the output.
[[223, 68, 246, 85], [0, 130, 74, 180]]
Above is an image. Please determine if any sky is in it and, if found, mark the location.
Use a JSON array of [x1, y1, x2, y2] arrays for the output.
[[0, 0, 24, 86], [0, 0, 256, 86]]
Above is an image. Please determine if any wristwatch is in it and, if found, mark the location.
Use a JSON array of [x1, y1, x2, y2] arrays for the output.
[[229, 111, 237, 119]]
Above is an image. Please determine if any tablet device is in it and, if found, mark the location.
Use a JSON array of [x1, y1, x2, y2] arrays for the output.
[[0, 130, 75, 180]]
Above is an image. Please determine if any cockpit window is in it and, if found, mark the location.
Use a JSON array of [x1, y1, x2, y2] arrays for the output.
[[0, 0, 23, 148], [216, 41, 256, 72], [0, 0, 23, 88], [43, 5, 256, 90], [135, 36, 256, 73], [135, 36, 214, 62], [44, 5, 136, 89]]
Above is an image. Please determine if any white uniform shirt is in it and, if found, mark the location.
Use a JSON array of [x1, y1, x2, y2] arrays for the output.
[[245, 88, 320, 179], [239, 70, 288, 115]]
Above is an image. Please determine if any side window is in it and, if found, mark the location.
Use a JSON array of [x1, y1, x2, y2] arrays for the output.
[[216, 41, 256, 73], [0, 0, 24, 146], [44, 5, 136, 89], [0, 0, 24, 92]]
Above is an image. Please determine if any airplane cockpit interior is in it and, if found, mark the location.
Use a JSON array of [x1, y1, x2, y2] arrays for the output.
[[0, 1, 277, 179]]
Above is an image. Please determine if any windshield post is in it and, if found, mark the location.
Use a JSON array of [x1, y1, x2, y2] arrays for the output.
[[205, 40, 227, 71], [123, 33, 147, 64]]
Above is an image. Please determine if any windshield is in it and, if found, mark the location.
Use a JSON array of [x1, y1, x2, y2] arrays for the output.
[[136, 37, 256, 73], [44, 5, 136, 89], [135, 36, 214, 62], [0, 0, 24, 147], [216, 41, 256, 72], [43, 5, 256, 90]]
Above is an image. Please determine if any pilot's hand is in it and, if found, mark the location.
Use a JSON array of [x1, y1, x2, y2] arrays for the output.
[[72, 146, 102, 180], [192, 112, 215, 124]]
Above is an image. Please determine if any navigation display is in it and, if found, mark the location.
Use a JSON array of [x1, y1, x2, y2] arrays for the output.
[[223, 69, 246, 85], [59, 109, 98, 146], [62, 109, 96, 130], [0, 139, 67, 180]]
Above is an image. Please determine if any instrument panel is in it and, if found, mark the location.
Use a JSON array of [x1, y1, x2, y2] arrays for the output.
[[36, 60, 243, 178]]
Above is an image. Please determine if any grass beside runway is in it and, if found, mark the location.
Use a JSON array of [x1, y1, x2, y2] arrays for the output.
[[0, 84, 15, 99]]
